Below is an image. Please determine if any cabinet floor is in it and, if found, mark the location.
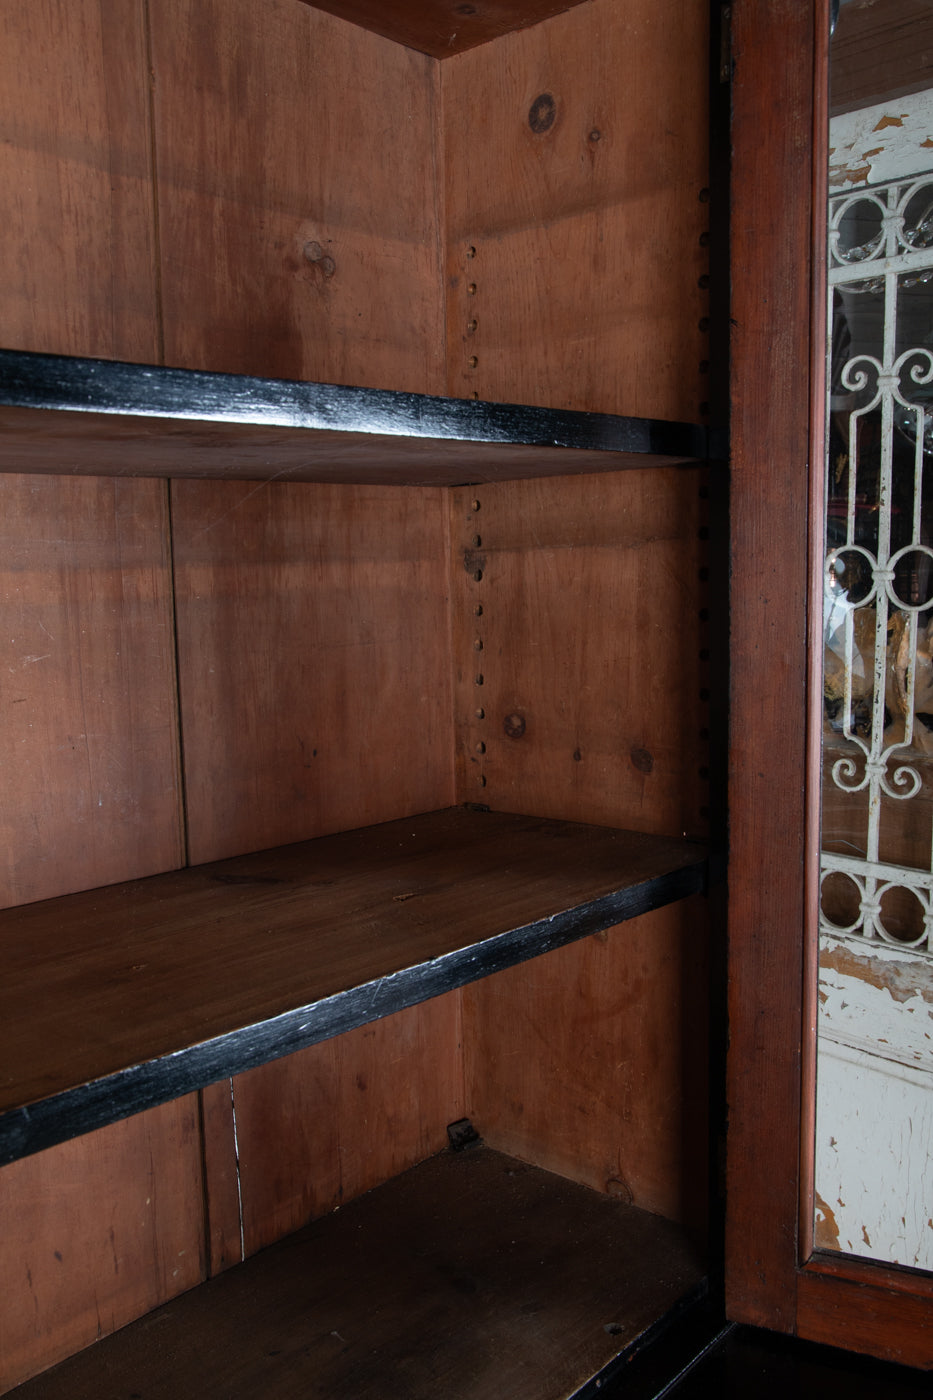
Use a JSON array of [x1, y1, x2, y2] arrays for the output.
[[11, 1147, 704, 1400]]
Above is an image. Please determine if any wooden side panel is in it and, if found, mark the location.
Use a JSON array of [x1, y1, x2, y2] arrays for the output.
[[0, 475, 183, 907], [0, 1098, 205, 1394], [449, 473, 709, 838], [229, 993, 465, 1258], [171, 479, 454, 864], [463, 899, 709, 1232], [449, 470, 708, 1227], [725, 0, 817, 1335], [0, 0, 158, 361], [149, 0, 445, 393], [440, 0, 709, 419]]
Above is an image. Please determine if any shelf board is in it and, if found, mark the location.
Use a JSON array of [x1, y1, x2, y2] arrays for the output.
[[301, 0, 594, 59], [0, 807, 706, 1163], [0, 350, 708, 485], [11, 1145, 706, 1400]]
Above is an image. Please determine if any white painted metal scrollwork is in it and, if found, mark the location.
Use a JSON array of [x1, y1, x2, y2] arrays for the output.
[[822, 175, 933, 960]]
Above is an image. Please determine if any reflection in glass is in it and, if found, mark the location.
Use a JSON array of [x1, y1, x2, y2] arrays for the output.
[[816, 142, 933, 1264]]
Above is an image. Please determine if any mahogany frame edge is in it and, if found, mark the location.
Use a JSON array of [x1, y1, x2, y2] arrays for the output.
[[727, 0, 933, 1367]]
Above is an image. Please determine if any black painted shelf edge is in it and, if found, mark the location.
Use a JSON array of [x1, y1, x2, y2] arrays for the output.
[[0, 843, 706, 1165], [0, 348, 709, 460]]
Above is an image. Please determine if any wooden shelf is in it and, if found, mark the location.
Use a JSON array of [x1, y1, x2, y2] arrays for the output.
[[10, 1145, 706, 1400], [0, 350, 709, 486], [300, 0, 594, 59], [0, 807, 705, 1165]]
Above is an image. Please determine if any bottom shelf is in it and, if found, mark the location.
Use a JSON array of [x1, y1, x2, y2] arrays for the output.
[[13, 1147, 706, 1400]]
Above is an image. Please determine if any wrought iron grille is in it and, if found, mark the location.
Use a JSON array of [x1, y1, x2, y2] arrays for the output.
[[821, 175, 933, 960]]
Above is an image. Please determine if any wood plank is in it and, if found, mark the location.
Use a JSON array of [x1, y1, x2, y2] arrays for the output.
[[0, 350, 709, 484], [0, 474, 183, 908], [464, 898, 709, 1232], [725, 0, 818, 1335], [0, 0, 158, 362], [300, 0, 592, 59], [199, 1080, 244, 1276], [10, 1147, 706, 1400], [830, 0, 933, 116], [0, 807, 706, 1163], [797, 1267, 933, 1371], [0, 1098, 205, 1394], [449, 472, 710, 839], [171, 479, 454, 864], [440, 0, 709, 421], [148, 0, 445, 394], [230, 993, 464, 1256]]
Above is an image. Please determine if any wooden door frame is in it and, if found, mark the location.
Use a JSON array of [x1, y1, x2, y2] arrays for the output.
[[726, 0, 933, 1368]]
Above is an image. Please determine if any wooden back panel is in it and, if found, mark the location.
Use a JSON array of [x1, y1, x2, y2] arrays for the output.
[[149, 0, 445, 393], [171, 479, 454, 864], [0, 0, 158, 363]]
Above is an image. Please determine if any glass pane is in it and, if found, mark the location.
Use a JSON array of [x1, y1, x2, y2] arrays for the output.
[[815, 2, 933, 1267]]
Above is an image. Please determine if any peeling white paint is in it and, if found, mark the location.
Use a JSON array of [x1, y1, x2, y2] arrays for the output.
[[830, 88, 933, 188], [815, 1033, 933, 1269]]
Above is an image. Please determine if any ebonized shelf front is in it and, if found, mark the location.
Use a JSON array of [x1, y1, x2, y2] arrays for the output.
[[0, 349, 709, 485], [10, 1146, 706, 1400], [0, 807, 705, 1164]]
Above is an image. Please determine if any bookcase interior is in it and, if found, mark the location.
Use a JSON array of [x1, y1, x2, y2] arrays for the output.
[[0, 0, 714, 1393]]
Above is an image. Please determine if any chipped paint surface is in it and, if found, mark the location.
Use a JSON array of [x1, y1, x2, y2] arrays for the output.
[[819, 938, 933, 1069], [830, 88, 933, 187], [815, 1031, 933, 1269], [817, 938, 933, 1267]]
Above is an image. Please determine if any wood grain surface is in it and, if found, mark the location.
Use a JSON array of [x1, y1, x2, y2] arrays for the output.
[[10, 1147, 705, 1400], [300, 0, 591, 58], [725, 0, 816, 1336], [440, 0, 709, 419], [148, 0, 445, 394], [229, 993, 464, 1256], [0, 1098, 205, 1394], [0, 0, 158, 363], [449, 472, 710, 839], [0, 474, 183, 908], [464, 897, 710, 1232], [0, 808, 705, 1162], [171, 478, 454, 864]]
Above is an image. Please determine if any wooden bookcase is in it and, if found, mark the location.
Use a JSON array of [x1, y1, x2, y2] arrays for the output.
[[0, 1, 715, 1394]]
